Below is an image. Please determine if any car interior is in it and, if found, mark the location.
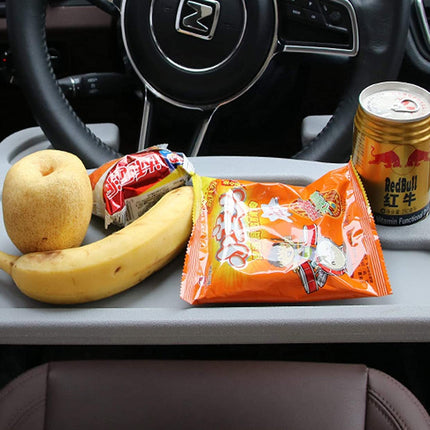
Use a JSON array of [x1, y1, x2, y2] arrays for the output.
[[1, 0, 430, 428]]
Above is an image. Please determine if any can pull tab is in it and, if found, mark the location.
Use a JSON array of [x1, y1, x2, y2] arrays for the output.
[[391, 98, 419, 113]]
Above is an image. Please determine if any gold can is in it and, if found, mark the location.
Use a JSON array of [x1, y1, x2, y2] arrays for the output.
[[352, 81, 430, 226]]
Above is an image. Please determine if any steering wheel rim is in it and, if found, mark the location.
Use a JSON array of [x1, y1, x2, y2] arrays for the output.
[[293, 0, 411, 162], [6, 0, 410, 168]]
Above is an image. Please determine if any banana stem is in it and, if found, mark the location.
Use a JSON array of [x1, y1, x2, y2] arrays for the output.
[[0, 251, 18, 275]]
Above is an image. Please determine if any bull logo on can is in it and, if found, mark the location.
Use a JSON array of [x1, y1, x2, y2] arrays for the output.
[[406, 149, 430, 167], [369, 146, 401, 168], [368, 145, 430, 168]]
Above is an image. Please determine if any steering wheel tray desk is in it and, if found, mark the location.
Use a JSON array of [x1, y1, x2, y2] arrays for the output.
[[0, 126, 428, 346]]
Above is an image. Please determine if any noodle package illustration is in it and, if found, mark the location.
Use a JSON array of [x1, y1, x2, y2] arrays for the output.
[[181, 162, 391, 305]]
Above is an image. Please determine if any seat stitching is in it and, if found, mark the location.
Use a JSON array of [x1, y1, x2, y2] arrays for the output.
[[369, 388, 410, 430], [0, 367, 47, 402], [43, 362, 50, 430], [371, 369, 430, 426], [368, 394, 401, 430], [7, 397, 45, 430]]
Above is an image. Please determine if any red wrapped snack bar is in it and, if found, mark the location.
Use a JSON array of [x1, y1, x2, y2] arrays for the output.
[[90, 147, 194, 228], [181, 161, 391, 304]]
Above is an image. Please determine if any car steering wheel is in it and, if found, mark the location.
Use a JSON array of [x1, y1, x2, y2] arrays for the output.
[[6, 0, 410, 168]]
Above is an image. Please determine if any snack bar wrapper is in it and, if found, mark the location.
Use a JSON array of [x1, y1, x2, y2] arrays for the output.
[[181, 161, 391, 305], [90, 147, 194, 228]]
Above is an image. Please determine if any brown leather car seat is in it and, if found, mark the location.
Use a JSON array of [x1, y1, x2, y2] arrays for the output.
[[1, 360, 429, 430]]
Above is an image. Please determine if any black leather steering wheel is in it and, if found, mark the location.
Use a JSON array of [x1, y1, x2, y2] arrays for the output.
[[6, 0, 410, 168]]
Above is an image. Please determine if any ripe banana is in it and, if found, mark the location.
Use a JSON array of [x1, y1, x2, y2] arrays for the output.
[[0, 186, 194, 304]]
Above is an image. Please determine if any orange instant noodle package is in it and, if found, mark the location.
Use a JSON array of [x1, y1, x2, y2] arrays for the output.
[[181, 161, 392, 305]]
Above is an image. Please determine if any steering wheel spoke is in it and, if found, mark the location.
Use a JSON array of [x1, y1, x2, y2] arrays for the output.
[[189, 109, 217, 157], [277, 0, 358, 57], [137, 89, 154, 153], [138, 89, 217, 156]]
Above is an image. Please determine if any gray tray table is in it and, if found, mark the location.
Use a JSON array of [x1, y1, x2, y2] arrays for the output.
[[0, 128, 428, 345]]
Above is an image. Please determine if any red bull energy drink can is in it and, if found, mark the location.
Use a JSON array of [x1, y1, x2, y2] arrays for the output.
[[352, 81, 430, 226]]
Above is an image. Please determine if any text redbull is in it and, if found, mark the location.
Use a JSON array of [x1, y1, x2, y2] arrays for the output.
[[352, 82, 430, 226]]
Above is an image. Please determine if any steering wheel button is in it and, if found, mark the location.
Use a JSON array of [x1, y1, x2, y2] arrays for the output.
[[303, 0, 320, 11], [286, 4, 305, 20], [303, 9, 324, 25], [328, 10, 342, 25], [320, 1, 348, 27]]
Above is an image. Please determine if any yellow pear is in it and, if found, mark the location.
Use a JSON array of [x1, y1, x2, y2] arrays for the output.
[[2, 149, 93, 253]]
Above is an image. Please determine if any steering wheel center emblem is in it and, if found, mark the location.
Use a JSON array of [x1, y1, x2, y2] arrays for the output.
[[123, 0, 276, 107], [176, 0, 220, 40]]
